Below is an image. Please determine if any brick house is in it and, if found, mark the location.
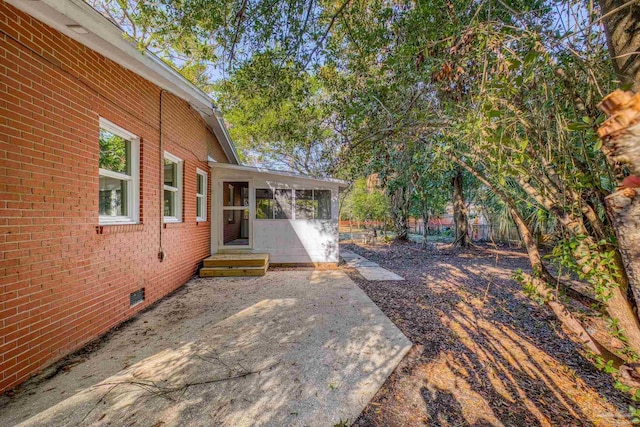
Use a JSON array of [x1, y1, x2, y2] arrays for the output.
[[0, 0, 345, 392]]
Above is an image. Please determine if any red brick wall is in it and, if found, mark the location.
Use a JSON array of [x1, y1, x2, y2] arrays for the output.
[[0, 1, 229, 392]]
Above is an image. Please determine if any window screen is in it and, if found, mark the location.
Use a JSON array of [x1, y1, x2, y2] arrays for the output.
[[255, 188, 331, 220], [295, 190, 315, 220], [256, 189, 274, 219], [315, 190, 332, 220], [274, 189, 292, 219]]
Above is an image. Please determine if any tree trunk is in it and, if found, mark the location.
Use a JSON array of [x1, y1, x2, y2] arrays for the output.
[[598, 0, 640, 316], [607, 189, 640, 299], [599, 0, 640, 92], [349, 219, 353, 241], [597, 91, 640, 356], [509, 207, 551, 280], [554, 205, 640, 356], [515, 158, 640, 352], [508, 208, 599, 308], [421, 203, 430, 249], [395, 219, 408, 240], [390, 185, 410, 240], [452, 168, 470, 247], [513, 209, 624, 364], [393, 214, 409, 240], [452, 157, 620, 360]]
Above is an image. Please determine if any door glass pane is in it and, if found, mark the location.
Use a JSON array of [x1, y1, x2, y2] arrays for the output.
[[315, 190, 332, 220], [256, 189, 273, 219], [224, 182, 249, 206], [99, 176, 127, 216], [99, 129, 130, 174], [223, 209, 250, 245], [295, 190, 314, 220], [274, 189, 292, 219]]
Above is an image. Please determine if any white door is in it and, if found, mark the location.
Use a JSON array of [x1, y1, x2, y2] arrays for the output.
[[220, 180, 252, 248]]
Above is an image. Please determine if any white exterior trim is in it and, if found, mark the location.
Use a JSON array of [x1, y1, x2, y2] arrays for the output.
[[219, 178, 253, 249], [99, 117, 139, 141], [98, 168, 131, 181]]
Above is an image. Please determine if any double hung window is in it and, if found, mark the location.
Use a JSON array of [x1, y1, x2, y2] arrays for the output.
[[98, 118, 139, 224], [164, 152, 183, 222]]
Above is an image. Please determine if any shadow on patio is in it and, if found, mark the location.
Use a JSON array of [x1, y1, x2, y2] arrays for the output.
[[0, 270, 411, 427]]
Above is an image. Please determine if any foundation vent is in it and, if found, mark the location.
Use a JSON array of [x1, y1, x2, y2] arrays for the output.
[[129, 288, 145, 307]]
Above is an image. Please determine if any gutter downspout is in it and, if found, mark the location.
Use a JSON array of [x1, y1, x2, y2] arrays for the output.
[[158, 90, 167, 262]]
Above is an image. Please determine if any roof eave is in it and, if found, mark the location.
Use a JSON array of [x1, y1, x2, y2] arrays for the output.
[[7, 0, 240, 164], [209, 162, 349, 187]]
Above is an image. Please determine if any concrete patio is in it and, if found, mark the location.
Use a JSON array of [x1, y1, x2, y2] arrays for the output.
[[0, 270, 411, 427]]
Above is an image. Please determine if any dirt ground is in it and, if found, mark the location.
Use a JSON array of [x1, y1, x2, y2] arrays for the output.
[[344, 241, 634, 427]]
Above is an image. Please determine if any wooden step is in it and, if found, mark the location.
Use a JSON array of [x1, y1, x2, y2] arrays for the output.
[[199, 264, 268, 277], [203, 253, 269, 268]]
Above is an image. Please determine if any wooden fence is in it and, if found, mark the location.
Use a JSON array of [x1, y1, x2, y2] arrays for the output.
[[339, 219, 522, 244]]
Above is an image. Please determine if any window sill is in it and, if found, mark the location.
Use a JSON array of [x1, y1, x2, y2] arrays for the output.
[[96, 223, 143, 234], [99, 220, 139, 225]]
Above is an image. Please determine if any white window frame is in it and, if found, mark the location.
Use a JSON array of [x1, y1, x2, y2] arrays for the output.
[[98, 118, 140, 225], [196, 168, 207, 222], [164, 151, 183, 223]]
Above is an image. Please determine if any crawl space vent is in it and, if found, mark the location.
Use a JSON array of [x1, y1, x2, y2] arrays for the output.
[[130, 288, 145, 307]]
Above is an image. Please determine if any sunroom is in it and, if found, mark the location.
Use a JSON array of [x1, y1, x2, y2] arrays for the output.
[[209, 163, 348, 265]]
